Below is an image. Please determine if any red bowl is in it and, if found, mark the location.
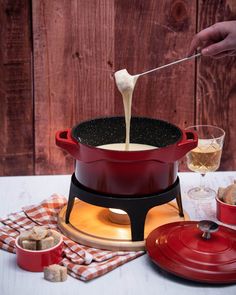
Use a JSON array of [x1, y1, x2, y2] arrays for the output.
[[216, 196, 236, 225], [15, 230, 63, 272]]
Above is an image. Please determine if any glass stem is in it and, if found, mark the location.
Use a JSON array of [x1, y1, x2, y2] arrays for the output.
[[199, 173, 206, 191]]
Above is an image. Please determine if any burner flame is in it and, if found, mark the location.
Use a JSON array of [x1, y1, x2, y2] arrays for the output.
[[108, 208, 130, 225]]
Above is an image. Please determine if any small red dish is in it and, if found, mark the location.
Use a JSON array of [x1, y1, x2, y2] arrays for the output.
[[216, 196, 236, 225], [15, 230, 63, 272]]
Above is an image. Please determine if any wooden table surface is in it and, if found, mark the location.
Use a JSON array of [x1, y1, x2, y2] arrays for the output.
[[0, 172, 236, 295]]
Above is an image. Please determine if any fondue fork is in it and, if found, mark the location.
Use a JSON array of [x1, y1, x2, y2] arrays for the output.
[[135, 52, 201, 77]]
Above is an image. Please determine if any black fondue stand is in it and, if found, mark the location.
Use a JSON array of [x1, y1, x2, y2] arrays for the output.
[[65, 173, 183, 241]]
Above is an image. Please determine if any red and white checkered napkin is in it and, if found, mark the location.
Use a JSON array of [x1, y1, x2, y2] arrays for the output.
[[0, 195, 144, 281]]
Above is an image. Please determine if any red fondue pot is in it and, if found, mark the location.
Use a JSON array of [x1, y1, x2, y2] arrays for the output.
[[55, 117, 198, 195]]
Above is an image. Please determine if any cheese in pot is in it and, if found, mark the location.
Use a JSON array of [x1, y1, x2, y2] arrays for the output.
[[98, 143, 156, 151]]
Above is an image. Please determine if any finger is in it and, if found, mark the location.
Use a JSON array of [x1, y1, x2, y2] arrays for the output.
[[187, 37, 203, 56], [202, 39, 232, 56], [188, 39, 214, 56], [210, 50, 236, 59], [187, 24, 223, 56]]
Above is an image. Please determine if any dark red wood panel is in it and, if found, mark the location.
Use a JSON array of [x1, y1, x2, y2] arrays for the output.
[[33, 0, 115, 174], [0, 0, 33, 176], [197, 0, 236, 170]]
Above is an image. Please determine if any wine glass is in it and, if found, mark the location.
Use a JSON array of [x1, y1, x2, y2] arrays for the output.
[[185, 125, 225, 200]]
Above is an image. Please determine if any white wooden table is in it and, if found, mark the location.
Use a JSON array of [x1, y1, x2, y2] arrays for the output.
[[0, 172, 236, 295]]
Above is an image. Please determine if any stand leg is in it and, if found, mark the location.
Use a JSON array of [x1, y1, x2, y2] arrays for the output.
[[176, 189, 184, 217], [65, 185, 76, 224], [126, 209, 148, 241]]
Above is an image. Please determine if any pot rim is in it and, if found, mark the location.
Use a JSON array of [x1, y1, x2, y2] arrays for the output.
[[55, 116, 198, 163], [71, 115, 183, 152]]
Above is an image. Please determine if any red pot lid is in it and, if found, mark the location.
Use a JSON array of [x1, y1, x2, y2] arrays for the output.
[[146, 220, 236, 284]]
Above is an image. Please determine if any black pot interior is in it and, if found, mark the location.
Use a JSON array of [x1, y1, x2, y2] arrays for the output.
[[72, 117, 182, 148]]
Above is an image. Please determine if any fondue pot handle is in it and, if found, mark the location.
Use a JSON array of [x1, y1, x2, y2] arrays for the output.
[[55, 129, 80, 158], [168, 129, 198, 162], [134, 129, 198, 164], [159, 130, 198, 162]]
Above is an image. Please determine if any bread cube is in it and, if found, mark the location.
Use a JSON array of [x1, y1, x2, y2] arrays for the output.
[[22, 240, 37, 250], [38, 236, 54, 250], [31, 226, 48, 240], [44, 264, 67, 282]]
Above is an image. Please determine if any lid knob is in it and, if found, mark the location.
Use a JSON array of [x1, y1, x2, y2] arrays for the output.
[[197, 220, 219, 240]]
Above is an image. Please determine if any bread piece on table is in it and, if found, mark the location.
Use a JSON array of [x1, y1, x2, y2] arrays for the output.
[[223, 184, 236, 205], [46, 229, 53, 237], [31, 226, 49, 240], [44, 264, 67, 282], [19, 226, 48, 243], [217, 187, 225, 200], [18, 227, 61, 251], [51, 231, 61, 246], [217, 180, 236, 205], [18, 230, 34, 246], [22, 240, 37, 250], [38, 236, 55, 250]]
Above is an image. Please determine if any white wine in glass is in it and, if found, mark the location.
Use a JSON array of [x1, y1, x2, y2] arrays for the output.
[[185, 125, 225, 200]]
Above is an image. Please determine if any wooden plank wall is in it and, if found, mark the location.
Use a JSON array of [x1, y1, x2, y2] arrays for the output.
[[0, 0, 33, 175], [0, 0, 236, 176], [197, 0, 236, 171]]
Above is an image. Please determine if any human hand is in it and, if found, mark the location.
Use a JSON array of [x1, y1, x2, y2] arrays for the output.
[[188, 21, 236, 58]]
